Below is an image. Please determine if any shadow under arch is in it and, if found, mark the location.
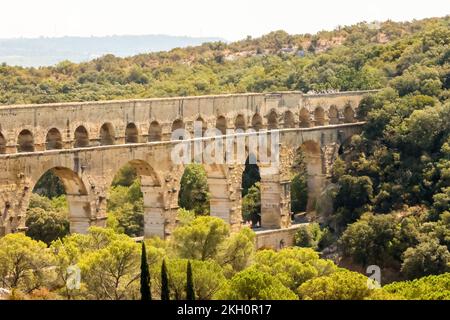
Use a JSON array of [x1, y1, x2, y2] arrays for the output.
[[125, 123, 139, 143], [344, 105, 355, 123], [283, 110, 295, 128], [100, 122, 115, 145], [267, 110, 278, 130], [17, 129, 34, 153], [314, 106, 325, 126], [216, 115, 227, 135], [235, 114, 246, 131], [328, 105, 339, 124], [46, 128, 63, 150], [299, 108, 310, 128], [251, 113, 263, 131], [74, 125, 89, 148]]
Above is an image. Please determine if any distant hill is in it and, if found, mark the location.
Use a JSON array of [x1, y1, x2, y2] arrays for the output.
[[0, 35, 225, 67], [0, 16, 448, 105]]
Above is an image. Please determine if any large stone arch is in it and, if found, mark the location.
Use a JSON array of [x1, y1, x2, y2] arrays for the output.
[[30, 166, 92, 234], [17, 129, 35, 153], [100, 122, 115, 146], [108, 159, 167, 238], [45, 128, 63, 150]]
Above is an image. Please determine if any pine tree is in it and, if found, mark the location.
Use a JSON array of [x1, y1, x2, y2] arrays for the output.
[[186, 260, 195, 300], [140, 242, 151, 300], [161, 259, 170, 300]]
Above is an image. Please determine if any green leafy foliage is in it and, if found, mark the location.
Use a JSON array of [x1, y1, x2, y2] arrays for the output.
[[384, 273, 450, 300], [0, 234, 54, 291], [178, 164, 210, 215], [295, 223, 332, 251], [26, 194, 70, 244], [298, 269, 373, 300], [215, 266, 297, 300], [172, 216, 230, 260], [241, 182, 261, 224]]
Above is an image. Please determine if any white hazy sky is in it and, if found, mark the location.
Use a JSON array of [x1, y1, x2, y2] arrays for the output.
[[1, 0, 449, 40]]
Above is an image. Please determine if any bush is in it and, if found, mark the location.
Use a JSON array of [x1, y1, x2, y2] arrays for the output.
[[26, 207, 70, 245], [401, 238, 450, 279], [294, 223, 332, 251], [298, 269, 372, 300], [384, 273, 450, 300]]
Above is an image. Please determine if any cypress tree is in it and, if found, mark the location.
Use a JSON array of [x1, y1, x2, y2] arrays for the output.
[[186, 260, 195, 300], [161, 259, 170, 300], [140, 242, 151, 300]]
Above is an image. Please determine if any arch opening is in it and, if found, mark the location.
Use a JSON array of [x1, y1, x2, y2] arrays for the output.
[[329, 105, 339, 125], [299, 108, 310, 128], [251, 114, 263, 131], [235, 114, 246, 131], [344, 105, 355, 123], [267, 110, 278, 130], [216, 116, 227, 135], [242, 156, 261, 228], [283, 110, 295, 128], [74, 126, 89, 148], [195, 116, 207, 135], [46, 128, 63, 150], [17, 129, 34, 153], [125, 123, 139, 144], [171, 119, 185, 140], [26, 167, 89, 244], [314, 107, 325, 126], [148, 121, 162, 142], [107, 160, 160, 237], [290, 148, 309, 218], [100, 123, 115, 146]]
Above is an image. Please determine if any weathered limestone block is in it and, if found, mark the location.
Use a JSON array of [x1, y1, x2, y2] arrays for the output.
[[207, 164, 244, 232], [260, 164, 292, 229]]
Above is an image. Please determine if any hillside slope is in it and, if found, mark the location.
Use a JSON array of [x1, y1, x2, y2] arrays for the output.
[[0, 16, 448, 105]]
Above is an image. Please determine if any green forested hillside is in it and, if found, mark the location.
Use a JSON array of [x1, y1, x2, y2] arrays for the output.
[[0, 16, 448, 105]]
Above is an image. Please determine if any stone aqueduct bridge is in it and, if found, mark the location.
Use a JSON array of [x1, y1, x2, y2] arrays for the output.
[[0, 90, 374, 244]]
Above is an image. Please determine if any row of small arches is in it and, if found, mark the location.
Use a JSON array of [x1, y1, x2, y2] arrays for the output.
[[0, 106, 355, 153]]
